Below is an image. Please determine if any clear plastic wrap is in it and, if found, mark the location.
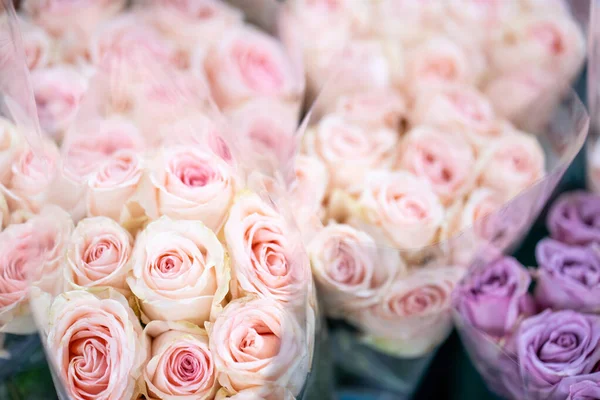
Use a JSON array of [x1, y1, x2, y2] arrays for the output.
[[587, 0, 600, 193]]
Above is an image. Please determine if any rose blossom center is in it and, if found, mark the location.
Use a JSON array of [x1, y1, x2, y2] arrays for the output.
[[559, 258, 600, 287], [539, 330, 581, 363], [156, 252, 185, 276], [328, 242, 365, 286], [530, 23, 564, 55], [35, 89, 76, 122], [171, 156, 217, 188], [390, 285, 443, 317], [233, 323, 281, 362], [232, 42, 284, 94], [389, 192, 428, 221], [450, 92, 487, 123], [84, 238, 120, 267], [420, 149, 453, 185]]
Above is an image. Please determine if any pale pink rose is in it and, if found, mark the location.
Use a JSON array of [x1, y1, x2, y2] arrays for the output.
[[139, 145, 237, 231], [411, 84, 503, 151], [207, 297, 308, 394], [396, 126, 476, 204], [22, 0, 126, 37], [205, 25, 304, 110], [307, 39, 403, 112], [0, 192, 8, 231], [308, 222, 405, 318], [355, 170, 445, 249], [215, 386, 294, 400], [2, 138, 59, 213], [357, 266, 466, 357], [305, 114, 397, 193], [332, 90, 407, 132], [86, 150, 144, 222], [18, 17, 54, 70], [490, 14, 585, 81], [65, 217, 133, 294], [224, 193, 311, 305], [405, 36, 479, 93], [143, 320, 218, 400], [225, 98, 298, 175], [0, 118, 25, 187], [46, 289, 147, 400], [477, 132, 545, 200], [126, 217, 230, 325], [30, 66, 88, 140], [62, 117, 145, 183], [141, 0, 243, 52]]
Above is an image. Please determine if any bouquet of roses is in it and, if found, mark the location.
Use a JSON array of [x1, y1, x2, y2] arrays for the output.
[[275, 0, 591, 395], [0, 0, 329, 399], [455, 191, 600, 400]]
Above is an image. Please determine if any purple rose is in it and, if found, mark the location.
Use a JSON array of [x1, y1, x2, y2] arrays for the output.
[[547, 191, 600, 246], [535, 238, 600, 312], [455, 256, 533, 338], [517, 309, 600, 400], [569, 380, 600, 400]]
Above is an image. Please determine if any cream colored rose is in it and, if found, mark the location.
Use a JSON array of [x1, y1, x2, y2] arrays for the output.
[[477, 132, 545, 200], [137, 145, 237, 232], [354, 170, 445, 249], [143, 320, 218, 400], [46, 289, 147, 400], [0, 117, 25, 187], [332, 90, 407, 132], [356, 266, 465, 357], [127, 217, 230, 325], [65, 217, 133, 294], [305, 114, 397, 194], [224, 193, 311, 305], [308, 222, 404, 318], [86, 150, 144, 222], [207, 297, 308, 395], [396, 126, 476, 204]]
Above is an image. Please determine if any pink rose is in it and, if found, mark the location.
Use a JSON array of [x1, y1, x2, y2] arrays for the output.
[[18, 17, 54, 70], [143, 320, 218, 400], [305, 114, 397, 193], [0, 118, 25, 187], [30, 66, 88, 140], [225, 98, 298, 176], [224, 193, 311, 305], [354, 170, 445, 249], [205, 25, 304, 110], [207, 297, 308, 394], [126, 217, 230, 325], [411, 84, 503, 151], [139, 145, 237, 231], [490, 14, 585, 81], [356, 266, 465, 357], [331, 90, 407, 131], [396, 126, 476, 204], [46, 289, 147, 400], [65, 217, 133, 294], [22, 0, 126, 37], [86, 150, 144, 222], [477, 132, 545, 200], [308, 222, 404, 318]]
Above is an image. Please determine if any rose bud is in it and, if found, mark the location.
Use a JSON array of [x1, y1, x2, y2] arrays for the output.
[[224, 192, 311, 306], [307, 222, 404, 318], [205, 25, 303, 111], [397, 126, 476, 205], [65, 216, 133, 294], [455, 256, 534, 338], [547, 191, 600, 246], [569, 380, 600, 400], [490, 14, 585, 81], [304, 114, 397, 194], [534, 239, 600, 312], [411, 83, 502, 152], [355, 266, 465, 357], [330, 89, 407, 132], [207, 297, 309, 395], [353, 169, 444, 249], [30, 66, 88, 140], [46, 290, 147, 400], [143, 321, 218, 400], [138, 145, 237, 231], [0, 118, 25, 187], [86, 150, 144, 222], [517, 310, 600, 399], [126, 217, 230, 325], [476, 132, 545, 201], [18, 17, 54, 70]]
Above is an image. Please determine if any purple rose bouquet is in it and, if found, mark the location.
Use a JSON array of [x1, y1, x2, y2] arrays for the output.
[[455, 191, 600, 400]]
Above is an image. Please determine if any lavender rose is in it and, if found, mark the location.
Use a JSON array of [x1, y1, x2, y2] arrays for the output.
[[569, 380, 600, 400], [547, 191, 600, 246], [535, 239, 600, 312], [517, 310, 600, 400], [454, 256, 534, 338]]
